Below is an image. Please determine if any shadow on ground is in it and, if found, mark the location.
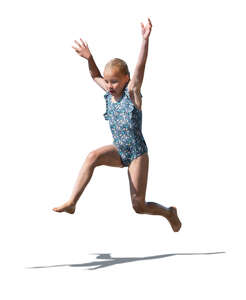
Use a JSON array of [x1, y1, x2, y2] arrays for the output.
[[26, 251, 226, 270]]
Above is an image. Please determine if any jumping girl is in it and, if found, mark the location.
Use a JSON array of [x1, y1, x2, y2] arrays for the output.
[[53, 18, 182, 232]]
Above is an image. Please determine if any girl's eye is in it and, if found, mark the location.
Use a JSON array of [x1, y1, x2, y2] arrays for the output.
[[105, 80, 117, 84]]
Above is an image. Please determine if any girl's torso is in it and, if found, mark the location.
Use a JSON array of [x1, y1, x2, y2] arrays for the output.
[[103, 85, 148, 166], [103, 86, 143, 131]]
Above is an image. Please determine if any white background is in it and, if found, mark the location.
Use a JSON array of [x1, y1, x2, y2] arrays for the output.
[[0, 0, 245, 299]]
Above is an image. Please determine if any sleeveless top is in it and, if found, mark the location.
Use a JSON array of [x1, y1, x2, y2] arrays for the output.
[[103, 84, 148, 166]]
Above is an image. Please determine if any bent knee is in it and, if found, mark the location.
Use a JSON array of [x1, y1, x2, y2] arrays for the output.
[[132, 198, 145, 214], [86, 150, 99, 166]]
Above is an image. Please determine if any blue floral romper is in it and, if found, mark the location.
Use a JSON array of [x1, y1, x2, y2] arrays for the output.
[[103, 84, 148, 167]]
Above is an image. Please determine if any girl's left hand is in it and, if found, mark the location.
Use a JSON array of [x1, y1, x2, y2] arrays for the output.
[[141, 18, 152, 40]]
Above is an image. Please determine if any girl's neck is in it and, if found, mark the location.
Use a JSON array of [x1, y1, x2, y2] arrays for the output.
[[112, 92, 123, 102], [112, 80, 130, 101]]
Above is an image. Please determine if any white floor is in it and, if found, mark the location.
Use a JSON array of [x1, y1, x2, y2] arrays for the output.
[[21, 251, 230, 300], [2, 183, 244, 299]]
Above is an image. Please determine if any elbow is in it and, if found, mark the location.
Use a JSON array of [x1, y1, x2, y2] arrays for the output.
[[91, 73, 102, 80]]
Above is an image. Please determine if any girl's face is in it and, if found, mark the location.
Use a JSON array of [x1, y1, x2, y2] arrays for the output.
[[103, 68, 129, 97]]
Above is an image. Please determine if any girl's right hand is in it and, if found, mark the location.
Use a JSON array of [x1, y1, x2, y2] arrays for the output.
[[72, 38, 92, 60]]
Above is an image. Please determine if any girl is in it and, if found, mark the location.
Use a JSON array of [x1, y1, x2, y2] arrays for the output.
[[53, 18, 182, 232]]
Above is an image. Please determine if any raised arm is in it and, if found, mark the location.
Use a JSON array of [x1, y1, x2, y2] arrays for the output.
[[72, 38, 107, 91], [128, 18, 152, 91]]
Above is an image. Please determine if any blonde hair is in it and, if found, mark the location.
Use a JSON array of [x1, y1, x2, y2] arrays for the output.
[[104, 58, 130, 76]]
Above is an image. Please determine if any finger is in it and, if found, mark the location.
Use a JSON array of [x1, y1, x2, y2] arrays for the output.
[[74, 40, 82, 48], [73, 47, 80, 55], [72, 46, 79, 52], [80, 38, 86, 47], [148, 18, 152, 26]]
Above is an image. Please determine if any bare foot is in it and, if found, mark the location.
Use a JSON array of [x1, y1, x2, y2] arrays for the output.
[[52, 201, 76, 214], [167, 206, 182, 232]]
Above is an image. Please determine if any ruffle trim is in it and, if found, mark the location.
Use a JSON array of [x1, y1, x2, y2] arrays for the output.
[[103, 86, 141, 121], [103, 91, 110, 120], [124, 88, 134, 115]]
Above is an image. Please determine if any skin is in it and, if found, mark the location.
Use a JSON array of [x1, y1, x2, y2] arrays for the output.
[[53, 18, 182, 232], [103, 67, 130, 101]]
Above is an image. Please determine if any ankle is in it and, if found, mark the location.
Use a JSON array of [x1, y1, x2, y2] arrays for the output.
[[67, 200, 77, 206]]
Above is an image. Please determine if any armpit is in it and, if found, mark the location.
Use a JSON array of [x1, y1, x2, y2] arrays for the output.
[[128, 88, 142, 111]]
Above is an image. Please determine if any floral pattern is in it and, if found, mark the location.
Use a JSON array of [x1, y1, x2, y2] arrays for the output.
[[103, 86, 148, 167]]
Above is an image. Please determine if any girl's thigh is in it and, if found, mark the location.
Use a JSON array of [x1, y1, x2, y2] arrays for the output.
[[127, 153, 149, 200], [91, 144, 125, 168]]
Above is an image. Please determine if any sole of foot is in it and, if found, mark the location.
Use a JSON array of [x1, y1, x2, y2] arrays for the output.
[[168, 206, 182, 232], [52, 203, 76, 214]]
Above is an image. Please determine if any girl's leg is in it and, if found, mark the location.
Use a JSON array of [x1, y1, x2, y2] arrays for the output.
[[53, 144, 124, 214], [127, 153, 182, 232]]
